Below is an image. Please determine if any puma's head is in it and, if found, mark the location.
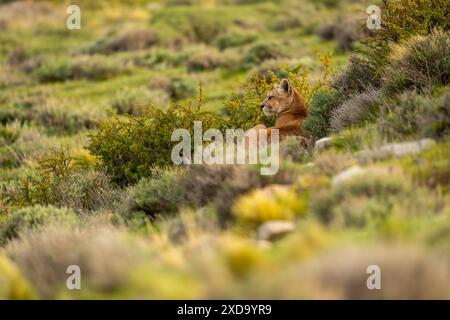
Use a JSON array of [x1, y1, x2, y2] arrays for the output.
[[260, 79, 294, 116]]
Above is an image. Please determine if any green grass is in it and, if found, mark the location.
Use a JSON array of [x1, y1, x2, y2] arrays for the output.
[[0, 0, 449, 299]]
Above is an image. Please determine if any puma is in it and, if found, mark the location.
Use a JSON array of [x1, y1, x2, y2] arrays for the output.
[[249, 78, 308, 144]]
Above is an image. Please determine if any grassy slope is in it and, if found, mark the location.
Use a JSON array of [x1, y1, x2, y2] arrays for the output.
[[0, 0, 449, 299]]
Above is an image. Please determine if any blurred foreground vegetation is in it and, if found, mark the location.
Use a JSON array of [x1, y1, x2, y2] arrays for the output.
[[0, 0, 450, 299]]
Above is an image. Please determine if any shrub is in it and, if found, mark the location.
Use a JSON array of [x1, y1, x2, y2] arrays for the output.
[[0, 121, 21, 145], [251, 59, 292, 83], [129, 48, 179, 68], [310, 168, 441, 228], [301, 90, 344, 139], [362, 0, 450, 67], [88, 103, 222, 185], [330, 89, 381, 132], [312, 150, 356, 176], [280, 136, 309, 163], [0, 205, 79, 245], [148, 75, 173, 94], [17, 147, 118, 214], [243, 42, 286, 67], [332, 55, 381, 97], [298, 246, 450, 299], [91, 54, 334, 185], [315, 0, 340, 8], [382, 31, 450, 93], [216, 32, 257, 50], [33, 101, 102, 134], [6, 225, 148, 298], [111, 87, 154, 116], [179, 164, 301, 227], [51, 170, 121, 216], [232, 185, 307, 228], [318, 17, 370, 52], [187, 12, 227, 44], [151, 8, 226, 45], [116, 165, 265, 229], [377, 90, 450, 141], [18, 147, 76, 206], [32, 57, 73, 82], [269, 16, 302, 32], [85, 28, 158, 54], [0, 255, 35, 300], [185, 46, 236, 72], [0, 123, 45, 168], [0, 89, 46, 125], [377, 91, 425, 141], [7, 46, 28, 66], [180, 165, 249, 208], [226, 52, 334, 130], [400, 141, 450, 191], [330, 126, 376, 153], [422, 92, 450, 139], [148, 75, 196, 101], [34, 55, 127, 82], [123, 169, 186, 219]]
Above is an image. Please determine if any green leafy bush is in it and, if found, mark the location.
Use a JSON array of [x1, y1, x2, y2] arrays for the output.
[[363, 0, 450, 67], [0, 205, 79, 245], [227, 52, 334, 130], [17, 147, 118, 214], [123, 169, 186, 219], [90, 54, 333, 185], [89, 102, 222, 185], [330, 126, 376, 153], [301, 90, 344, 139]]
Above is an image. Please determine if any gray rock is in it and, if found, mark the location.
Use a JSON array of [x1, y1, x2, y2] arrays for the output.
[[332, 165, 366, 187], [378, 139, 435, 157], [314, 137, 334, 152], [257, 220, 295, 241], [356, 139, 436, 161]]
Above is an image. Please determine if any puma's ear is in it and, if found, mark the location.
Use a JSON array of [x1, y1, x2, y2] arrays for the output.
[[280, 78, 291, 94]]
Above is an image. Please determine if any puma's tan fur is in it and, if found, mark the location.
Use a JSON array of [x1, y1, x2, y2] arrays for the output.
[[249, 79, 308, 143]]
